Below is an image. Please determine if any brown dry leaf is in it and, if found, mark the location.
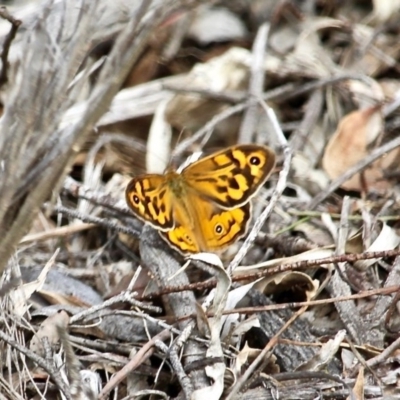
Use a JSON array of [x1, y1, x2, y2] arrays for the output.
[[30, 310, 70, 357], [234, 342, 262, 374], [347, 367, 364, 400], [235, 342, 279, 375], [322, 105, 400, 191]]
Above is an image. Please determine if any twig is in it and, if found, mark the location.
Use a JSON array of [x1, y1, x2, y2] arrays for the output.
[[0, 330, 71, 399], [156, 340, 194, 398], [138, 250, 400, 300], [271, 73, 368, 103], [365, 335, 400, 369], [165, 74, 368, 106], [162, 84, 245, 103], [20, 223, 94, 244], [62, 176, 133, 217], [289, 89, 324, 152], [51, 205, 140, 238], [226, 306, 308, 399], [70, 291, 161, 324], [172, 74, 366, 155], [173, 102, 247, 156], [98, 329, 172, 399], [219, 285, 398, 317], [0, 6, 22, 87]]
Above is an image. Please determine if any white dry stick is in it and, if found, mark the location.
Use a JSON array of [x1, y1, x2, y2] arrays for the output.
[[228, 99, 290, 274], [238, 22, 270, 143]]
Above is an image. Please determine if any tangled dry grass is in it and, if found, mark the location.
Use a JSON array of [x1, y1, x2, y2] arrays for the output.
[[1, 0, 400, 399]]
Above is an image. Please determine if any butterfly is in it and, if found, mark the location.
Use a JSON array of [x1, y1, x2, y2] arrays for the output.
[[125, 144, 276, 254]]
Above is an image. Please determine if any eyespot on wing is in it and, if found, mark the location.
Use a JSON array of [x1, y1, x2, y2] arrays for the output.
[[125, 175, 174, 230]]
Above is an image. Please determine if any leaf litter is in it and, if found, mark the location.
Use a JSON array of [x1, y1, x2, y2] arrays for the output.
[[1, 1, 400, 399]]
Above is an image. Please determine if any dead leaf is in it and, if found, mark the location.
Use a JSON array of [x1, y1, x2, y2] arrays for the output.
[[354, 224, 400, 270], [371, 0, 400, 22], [347, 367, 364, 400], [188, 6, 247, 45], [323, 105, 400, 191], [297, 330, 346, 372], [10, 250, 57, 316], [165, 47, 250, 132], [30, 311, 70, 357]]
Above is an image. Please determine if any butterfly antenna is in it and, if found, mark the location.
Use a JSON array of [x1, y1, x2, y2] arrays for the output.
[[170, 128, 187, 166]]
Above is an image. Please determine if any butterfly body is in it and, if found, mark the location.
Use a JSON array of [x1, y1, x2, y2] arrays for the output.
[[126, 144, 276, 254]]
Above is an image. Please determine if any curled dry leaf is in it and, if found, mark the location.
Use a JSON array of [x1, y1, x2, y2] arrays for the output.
[[282, 17, 345, 78], [343, 24, 400, 77], [293, 219, 336, 247], [254, 271, 319, 302], [234, 342, 279, 376], [188, 6, 248, 45], [21, 266, 103, 307], [146, 98, 173, 173], [371, 0, 400, 22], [354, 224, 400, 270], [165, 47, 251, 132], [234, 247, 335, 277], [323, 105, 400, 191], [220, 281, 256, 341], [10, 251, 57, 316], [297, 329, 346, 372]]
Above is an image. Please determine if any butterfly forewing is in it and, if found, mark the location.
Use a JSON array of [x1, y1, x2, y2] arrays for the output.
[[125, 174, 175, 231], [182, 145, 275, 208]]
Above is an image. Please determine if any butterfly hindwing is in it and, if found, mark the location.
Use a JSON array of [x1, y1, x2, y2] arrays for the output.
[[160, 202, 251, 253]]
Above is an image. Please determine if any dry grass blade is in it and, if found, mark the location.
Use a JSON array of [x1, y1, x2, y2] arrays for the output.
[[0, 0, 175, 274]]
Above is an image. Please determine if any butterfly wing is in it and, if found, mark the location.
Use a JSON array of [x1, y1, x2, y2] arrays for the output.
[[182, 144, 275, 208], [125, 174, 175, 231], [126, 145, 276, 254], [159, 199, 251, 254]]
